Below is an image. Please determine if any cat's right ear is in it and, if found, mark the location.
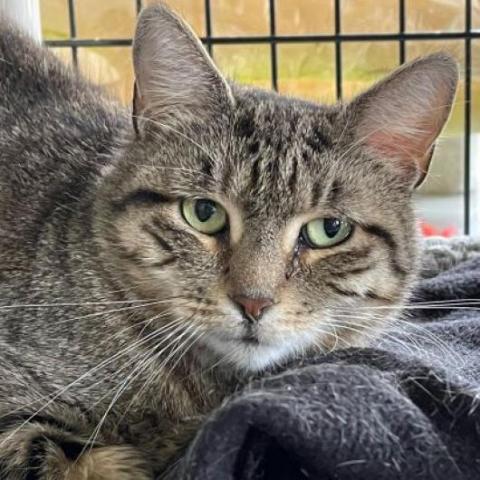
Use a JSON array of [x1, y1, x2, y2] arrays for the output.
[[132, 4, 234, 134], [348, 53, 458, 188]]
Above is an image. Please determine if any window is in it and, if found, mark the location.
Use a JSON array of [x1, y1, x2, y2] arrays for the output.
[[41, 0, 479, 235]]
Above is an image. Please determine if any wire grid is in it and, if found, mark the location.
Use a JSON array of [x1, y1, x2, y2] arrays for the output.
[[44, 0, 476, 234]]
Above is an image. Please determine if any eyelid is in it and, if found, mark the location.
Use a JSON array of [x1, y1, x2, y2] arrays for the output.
[[112, 189, 173, 213]]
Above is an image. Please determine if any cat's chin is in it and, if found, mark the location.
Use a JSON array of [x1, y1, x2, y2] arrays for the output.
[[200, 334, 309, 373]]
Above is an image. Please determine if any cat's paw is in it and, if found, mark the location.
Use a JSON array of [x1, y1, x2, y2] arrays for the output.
[[66, 446, 153, 480]]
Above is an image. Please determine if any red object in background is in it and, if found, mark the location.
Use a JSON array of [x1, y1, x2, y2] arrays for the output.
[[420, 221, 458, 238]]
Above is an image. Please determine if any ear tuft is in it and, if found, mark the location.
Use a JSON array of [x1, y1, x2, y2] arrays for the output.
[[132, 3, 233, 132], [349, 53, 458, 187]]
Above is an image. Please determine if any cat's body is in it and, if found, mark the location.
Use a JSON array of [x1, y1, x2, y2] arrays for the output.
[[0, 18, 225, 479], [0, 4, 457, 479]]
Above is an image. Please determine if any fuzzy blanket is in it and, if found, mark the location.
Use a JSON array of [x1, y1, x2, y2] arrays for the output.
[[166, 237, 480, 480]]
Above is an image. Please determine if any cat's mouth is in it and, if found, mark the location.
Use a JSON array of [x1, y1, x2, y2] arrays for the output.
[[241, 325, 260, 345], [203, 325, 308, 373], [200, 308, 316, 371]]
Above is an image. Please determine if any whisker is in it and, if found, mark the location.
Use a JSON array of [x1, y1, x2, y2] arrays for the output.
[[79, 320, 195, 456], [122, 325, 204, 422], [85, 319, 189, 412], [0, 318, 187, 447]]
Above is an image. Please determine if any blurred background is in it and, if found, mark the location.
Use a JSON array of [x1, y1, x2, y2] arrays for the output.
[[18, 1, 480, 235]]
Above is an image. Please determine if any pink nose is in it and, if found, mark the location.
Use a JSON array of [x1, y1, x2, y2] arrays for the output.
[[232, 295, 274, 322]]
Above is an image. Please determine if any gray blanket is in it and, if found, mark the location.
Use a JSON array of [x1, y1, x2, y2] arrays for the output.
[[166, 237, 480, 480]]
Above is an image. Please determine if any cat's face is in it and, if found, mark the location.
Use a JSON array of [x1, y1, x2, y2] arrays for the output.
[[94, 5, 457, 372]]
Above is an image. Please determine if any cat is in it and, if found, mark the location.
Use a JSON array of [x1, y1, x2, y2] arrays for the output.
[[0, 2, 458, 479]]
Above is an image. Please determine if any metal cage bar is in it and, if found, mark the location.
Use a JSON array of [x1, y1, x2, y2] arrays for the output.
[[45, 30, 480, 48], [51, 0, 474, 235], [334, 0, 342, 100], [67, 0, 77, 67], [204, 0, 213, 55], [399, 0, 406, 64], [269, 0, 278, 91], [465, 0, 472, 234]]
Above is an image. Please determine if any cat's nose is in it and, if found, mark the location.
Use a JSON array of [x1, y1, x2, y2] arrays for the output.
[[231, 295, 274, 323]]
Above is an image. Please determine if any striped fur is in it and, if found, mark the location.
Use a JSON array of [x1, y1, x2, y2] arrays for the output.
[[0, 3, 457, 478]]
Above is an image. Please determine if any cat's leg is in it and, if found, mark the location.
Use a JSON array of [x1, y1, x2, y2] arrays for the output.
[[57, 446, 152, 480], [0, 406, 153, 480], [0, 345, 156, 479]]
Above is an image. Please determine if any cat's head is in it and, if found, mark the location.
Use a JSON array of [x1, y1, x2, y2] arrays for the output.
[[94, 4, 458, 372]]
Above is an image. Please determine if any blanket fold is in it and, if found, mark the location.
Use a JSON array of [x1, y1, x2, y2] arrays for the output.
[[167, 247, 480, 480]]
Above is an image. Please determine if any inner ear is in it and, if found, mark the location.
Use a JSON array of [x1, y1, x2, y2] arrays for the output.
[[349, 53, 458, 187], [132, 4, 234, 133]]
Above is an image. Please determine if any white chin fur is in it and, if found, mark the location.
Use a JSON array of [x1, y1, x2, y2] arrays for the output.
[[202, 333, 313, 373]]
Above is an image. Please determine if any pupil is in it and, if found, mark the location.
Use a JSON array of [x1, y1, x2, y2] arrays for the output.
[[195, 200, 216, 222], [324, 218, 341, 238]]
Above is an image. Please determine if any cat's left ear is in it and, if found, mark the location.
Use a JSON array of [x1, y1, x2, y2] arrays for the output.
[[348, 53, 458, 188], [132, 4, 234, 133]]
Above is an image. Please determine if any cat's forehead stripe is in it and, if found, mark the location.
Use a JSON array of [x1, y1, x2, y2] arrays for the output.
[[222, 94, 341, 214]]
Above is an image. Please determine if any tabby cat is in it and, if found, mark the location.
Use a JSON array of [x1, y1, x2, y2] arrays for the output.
[[0, 3, 457, 479]]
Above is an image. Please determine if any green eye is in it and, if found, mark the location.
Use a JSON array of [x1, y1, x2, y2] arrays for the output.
[[302, 218, 352, 248], [181, 198, 227, 235]]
